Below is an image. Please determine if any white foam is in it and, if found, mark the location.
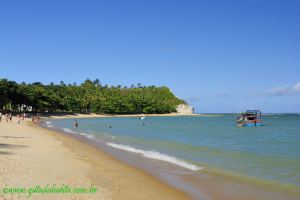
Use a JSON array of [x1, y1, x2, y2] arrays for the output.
[[106, 143, 202, 171], [62, 128, 80, 134], [80, 133, 95, 139], [62, 128, 95, 139], [45, 121, 53, 127]]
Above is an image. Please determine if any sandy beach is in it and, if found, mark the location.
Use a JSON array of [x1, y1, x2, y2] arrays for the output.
[[41, 113, 201, 119], [0, 118, 190, 200]]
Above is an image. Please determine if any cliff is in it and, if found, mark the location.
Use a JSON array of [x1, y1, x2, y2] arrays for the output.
[[176, 104, 194, 115]]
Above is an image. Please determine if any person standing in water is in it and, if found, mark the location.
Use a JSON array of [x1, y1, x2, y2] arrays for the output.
[[74, 120, 79, 128]]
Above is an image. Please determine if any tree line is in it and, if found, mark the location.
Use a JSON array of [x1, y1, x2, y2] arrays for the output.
[[0, 78, 186, 114]]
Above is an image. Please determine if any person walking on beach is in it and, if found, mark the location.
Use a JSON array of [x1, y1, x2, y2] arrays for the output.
[[31, 114, 39, 124], [0, 112, 2, 122], [36, 114, 40, 124], [17, 114, 21, 125], [9, 113, 12, 121], [5, 113, 8, 122]]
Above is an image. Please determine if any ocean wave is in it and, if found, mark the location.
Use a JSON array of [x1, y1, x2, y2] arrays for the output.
[[81, 133, 95, 139], [106, 142, 203, 171], [62, 128, 94, 139], [62, 128, 81, 134], [45, 121, 53, 127]]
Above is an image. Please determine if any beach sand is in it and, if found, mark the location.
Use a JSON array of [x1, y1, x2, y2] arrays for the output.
[[0, 118, 190, 200], [42, 113, 201, 119]]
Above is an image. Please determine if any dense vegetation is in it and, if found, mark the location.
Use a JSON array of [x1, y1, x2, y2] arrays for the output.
[[0, 78, 185, 114]]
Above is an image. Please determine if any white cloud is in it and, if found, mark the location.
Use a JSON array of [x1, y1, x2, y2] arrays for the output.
[[268, 82, 300, 96]]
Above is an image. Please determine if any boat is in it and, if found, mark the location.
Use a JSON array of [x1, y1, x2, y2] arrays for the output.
[[236, 110, 262, 127]]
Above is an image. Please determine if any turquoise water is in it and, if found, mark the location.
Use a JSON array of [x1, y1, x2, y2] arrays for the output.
[[48, 114, 300, 187]]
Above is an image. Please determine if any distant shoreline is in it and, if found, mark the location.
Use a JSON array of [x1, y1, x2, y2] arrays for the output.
[[40, 113, 205, 119]]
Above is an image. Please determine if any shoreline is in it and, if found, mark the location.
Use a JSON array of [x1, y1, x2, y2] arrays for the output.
[[42, 114, 300, 200], [0, 118, 190, 200], [40, 112, 202, 120]]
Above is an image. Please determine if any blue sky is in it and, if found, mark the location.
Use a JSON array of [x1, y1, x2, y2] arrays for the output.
[[0, 0, 299, 113]]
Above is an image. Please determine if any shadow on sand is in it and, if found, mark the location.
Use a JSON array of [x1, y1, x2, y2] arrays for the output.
[[0, 151, 12, 155], [0, 136, 32, 139], [0, 143, 28, 155], [0, 143, 28, 149]]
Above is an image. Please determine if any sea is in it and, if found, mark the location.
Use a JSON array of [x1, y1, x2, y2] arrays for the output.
[[44, 114, 300, 200]]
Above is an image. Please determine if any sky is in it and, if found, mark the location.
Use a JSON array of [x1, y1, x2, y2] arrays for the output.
[[0, 0, 299, 113]]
